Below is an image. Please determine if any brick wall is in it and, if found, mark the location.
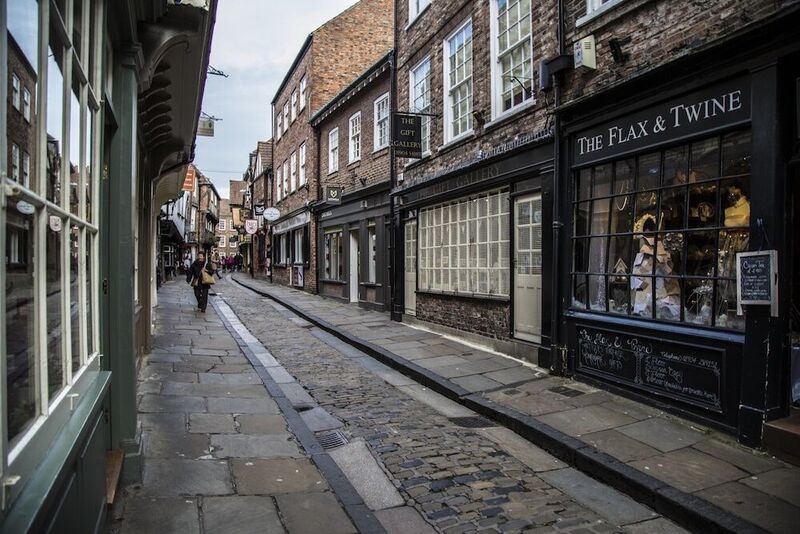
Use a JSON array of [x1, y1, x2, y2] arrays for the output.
[[395, 0, 557, 186], [417, 293, 511, 340], [561, 0, 778, 103], [317, 71, 391, 194], [214, 199, 239, 259]]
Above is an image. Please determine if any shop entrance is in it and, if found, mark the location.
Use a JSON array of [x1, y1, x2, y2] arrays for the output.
[[349, 229, 359, 303], [404, 220, 417, 315], [513, 193, 543, 342]]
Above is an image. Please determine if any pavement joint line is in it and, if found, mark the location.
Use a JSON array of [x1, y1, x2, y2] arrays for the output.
[[230, 275, 768, 534], [209, 296, 388, 534]]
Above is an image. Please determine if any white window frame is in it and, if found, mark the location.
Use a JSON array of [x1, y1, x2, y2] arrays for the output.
[[219, 235, 227, 248], [409, 56, 432, 157], [443, 19, 473, 144], [22, 152, 30, 188], [324, 228, 344, 280], [328, 128, 339, 174], [11, 73, 20, 110], [10, 143, 20, 182], [276, 166, 283, 200], [299, 75, 307, 110], [373, 93, 390, 151], [279, 233, 288, 264], [489, 0, 534, 120], [408, 0, 431, 25], [349, 112, 361, 163], [22, 87, 31, 122], [283, 103, 289, 133], [290, 151, 297, 191], [578, 0, 625, 26], [418, 189, 510, 297], [282, 160, 289, 196], [299, 142, 307, 185], [219, 219, 226, 231], [291, 90, 298, 122], [367, 220, 377, 283], [293, 228, 304, 264], [276, 110, 282, 141]]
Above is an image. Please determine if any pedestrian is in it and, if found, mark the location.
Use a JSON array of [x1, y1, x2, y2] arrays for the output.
[[187, 252, 215, 312], [211, 251, 222, 279], [236, 253, 243, 272]]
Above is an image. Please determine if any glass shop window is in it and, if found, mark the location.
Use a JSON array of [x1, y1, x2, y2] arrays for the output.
[[571, 130, 751, 330], [324, 228, 344, 281], [367, 220, 377, 283]]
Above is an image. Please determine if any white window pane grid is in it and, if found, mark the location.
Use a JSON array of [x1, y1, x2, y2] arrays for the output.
[[290, 152, 297, 191], [411, 58, 431, 154], [375, 94, 389, 149], [418, 190, 509, 296], [329, 129, 339, 173], [299, 76, 307, 110], [299, 143, 307, 185], [448, 22, 473, 139], [349, 113, 361, 162]]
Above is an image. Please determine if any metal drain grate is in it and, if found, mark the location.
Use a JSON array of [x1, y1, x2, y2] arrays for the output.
[[318, 430, 348, 450], [548, 385, 585, 398], [449, 416, 495, 428]]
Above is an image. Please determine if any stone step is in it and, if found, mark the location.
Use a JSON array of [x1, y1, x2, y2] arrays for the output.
[[763, 407, 800, 466]]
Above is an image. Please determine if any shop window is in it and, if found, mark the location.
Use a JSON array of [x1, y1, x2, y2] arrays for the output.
[[374, 93, 390, 150], [492, 0, 533, 115], [293, 228, 304, 264], [419, 190, 509, 296], [278, 233, 288, 264], [410, 56, 431, 156], [367, 221, 377, 283], [444, 20, 473, 142], [571, 131, 751, 330], [325, 227, 344, 280]]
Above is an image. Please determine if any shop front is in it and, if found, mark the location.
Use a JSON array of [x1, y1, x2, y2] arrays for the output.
[[559, 41, 799, 444], [395, 135, 554, 366], [271, 209, 311, 289], [316, 182, 390, 310]]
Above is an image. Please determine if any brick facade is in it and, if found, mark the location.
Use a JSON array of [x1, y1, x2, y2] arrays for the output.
[[6, 37, 36, 187], [560, 0, 778, 105], [270, 0, 393, 293], [417, 293, 510, 340], [214, 199, 239, 260]]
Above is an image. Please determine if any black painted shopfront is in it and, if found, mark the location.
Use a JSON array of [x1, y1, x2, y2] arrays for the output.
[[557, 20, 800, 445], [393, 134, 555, 367], [315, 182, 391, 310]]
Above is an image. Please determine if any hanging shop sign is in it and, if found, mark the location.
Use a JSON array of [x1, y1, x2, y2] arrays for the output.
[[573, 76, 751, 167], [325, 186, 343, 204], [736, 250, 778, 317], [263, 207, 280, 221], [393, 113, 423, 158], [49, 215, 62, 232], [197, 118, 215, 137], [244, 219, 258, 235], [182, 166, 196, 191], [254, 205, 265, 216], [575, 325, 724, 412]]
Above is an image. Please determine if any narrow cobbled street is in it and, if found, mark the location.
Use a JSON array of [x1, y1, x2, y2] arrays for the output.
[[112, 278, 688, 533]]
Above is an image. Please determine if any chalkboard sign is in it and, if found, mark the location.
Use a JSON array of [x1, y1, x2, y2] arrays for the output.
[[736, 250, 778, 317], [576, 326, 723, 412]]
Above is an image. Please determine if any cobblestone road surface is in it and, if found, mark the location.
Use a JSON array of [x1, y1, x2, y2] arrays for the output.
[[214, 277, 686, 534]]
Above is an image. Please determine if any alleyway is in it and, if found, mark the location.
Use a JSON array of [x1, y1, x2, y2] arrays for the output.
[[112, 279, 693, 533]]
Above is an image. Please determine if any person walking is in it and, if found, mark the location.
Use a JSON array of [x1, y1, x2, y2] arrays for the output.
[[187, 252, 215, 312]]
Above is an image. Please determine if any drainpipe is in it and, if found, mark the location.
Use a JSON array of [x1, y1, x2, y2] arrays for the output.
[[550, 0, 566, 374], [388, 50, 402, 322], [315, 122, 322, 293]]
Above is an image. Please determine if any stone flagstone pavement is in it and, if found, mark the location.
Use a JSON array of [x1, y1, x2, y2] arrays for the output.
[[232, 274, 800, 534], [109, 283, 358, 534]]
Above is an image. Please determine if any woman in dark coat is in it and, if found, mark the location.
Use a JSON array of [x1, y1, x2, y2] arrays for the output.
[[187, 252, 214, 312]]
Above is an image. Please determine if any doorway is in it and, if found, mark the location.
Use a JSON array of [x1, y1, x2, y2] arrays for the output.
[[404, 220, 417, 315], [513, 193, 543, 343], [349, 229, 359, 303]]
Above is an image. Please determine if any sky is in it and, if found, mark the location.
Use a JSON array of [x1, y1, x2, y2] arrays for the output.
[[194, 0, 358, 199]]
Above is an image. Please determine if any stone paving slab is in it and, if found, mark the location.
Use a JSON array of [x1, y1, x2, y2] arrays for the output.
[[202, 496, 285, 534], [231, 458, 328, 495], [120, 497, 200, 534], [189, 413, 236, 434], [142, 459, 233, 496], [210, 433, 301, 458], [375, 506, 437, 534], [328, 440, 405, 511], [274, 492, 357, 534], [144, 431, 210, 459]]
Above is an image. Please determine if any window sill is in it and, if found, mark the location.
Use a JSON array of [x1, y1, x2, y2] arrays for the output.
[[348, 158, 361, 167], [576, 0, 627, 27], [564, 310, 746, 342], [360, 282, 382, 288], [438, 130, 475, 153], [321, 278, 346, 285], [405, 3, 431, 31], [485, 100, 537, 131], [328, 169, 339, 176], [372, 146, 389, 156]]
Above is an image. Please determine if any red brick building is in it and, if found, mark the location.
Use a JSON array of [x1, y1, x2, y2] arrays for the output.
[[392, 0, 558, 364], [270, 0, 393, 292], [312, 52, 392, 310], [251, 140, 272, 276]]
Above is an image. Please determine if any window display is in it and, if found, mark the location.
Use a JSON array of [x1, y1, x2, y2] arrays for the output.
[[572, 130, 751, 330]]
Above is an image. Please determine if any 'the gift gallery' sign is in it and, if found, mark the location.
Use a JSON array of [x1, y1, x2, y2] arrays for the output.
[[573, 77, 750, 167]]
